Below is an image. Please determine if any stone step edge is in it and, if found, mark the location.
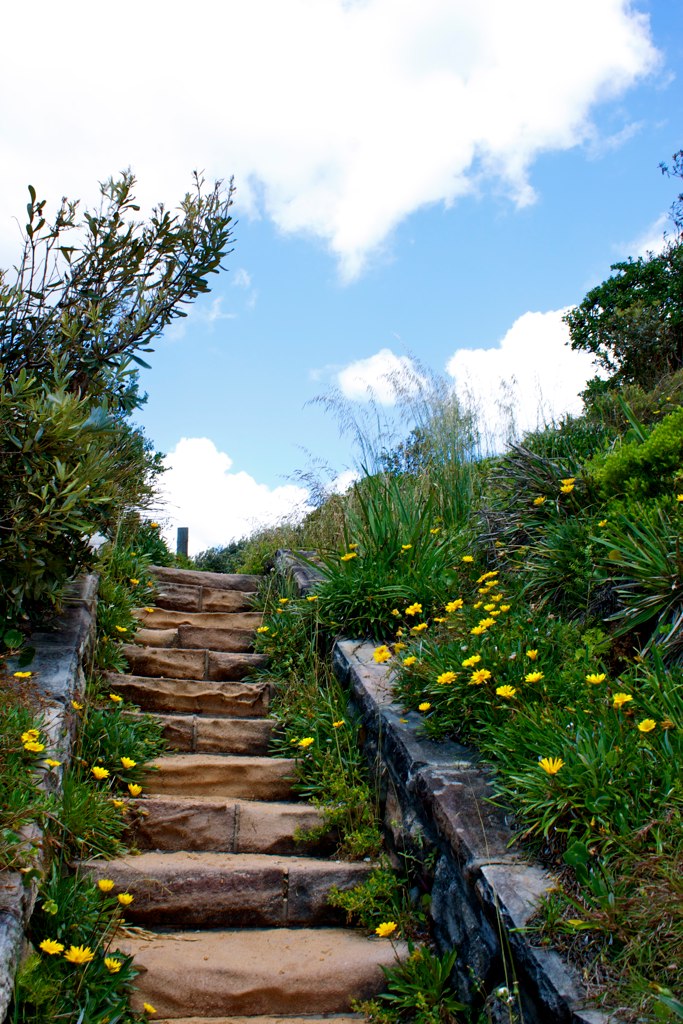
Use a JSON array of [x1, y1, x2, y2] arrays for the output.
[[157, 1017, 364, 1023]]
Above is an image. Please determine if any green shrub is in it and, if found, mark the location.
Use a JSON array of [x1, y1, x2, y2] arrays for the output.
[[588, 406, 683, 500]]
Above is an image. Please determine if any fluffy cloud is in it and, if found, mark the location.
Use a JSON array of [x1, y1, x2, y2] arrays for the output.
[[158, 438, 311, 554], [447, 309, 599, 446], [338, 348, 424, 404], [0, 1, 658, 277]]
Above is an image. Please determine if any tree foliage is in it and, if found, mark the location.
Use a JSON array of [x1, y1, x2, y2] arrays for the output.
[[0, 172, 233, 623]]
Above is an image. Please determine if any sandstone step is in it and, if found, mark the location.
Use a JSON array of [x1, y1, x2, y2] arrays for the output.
[[132, 626, 257, 653], [154, 582, 257, 614], [154, 714, 273, 754], [146, 755, 296, 801], [121, 928, 403, 1017], [152, 565, 262, 593], [82, 851, 371, 927], [105, 675, 271, 717], [122, 647, 267, 681], [134, 609, 263, 630], [157, 1016, 363, 1024], [131, 796, 328, 855]]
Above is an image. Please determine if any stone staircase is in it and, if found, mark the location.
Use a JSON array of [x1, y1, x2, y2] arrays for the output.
[[86, 565, 399, 1022]]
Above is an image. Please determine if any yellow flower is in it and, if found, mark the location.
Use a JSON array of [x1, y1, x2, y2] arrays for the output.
[[117, 893, 134, 906], [373, 645, 392, 663], [499, 604, 511, 612], [637, 718, 656, 733], [430, 527, 440, 534], [525, 649, 538, 660], [598, 520, 608, 528], [483, 603, 495, 611], [445, 599, 464, 613], [476, 571, 499, 583], [109, 693, 123, 703], [298, 737, 315, 748], [461, 555, 474, 563], [473, 601, 483, 609], [470, 625, 487, 635], [391, 608, 401, 617], [114, 626, 128, 633], [307, 595, 319, 602], [144, 607, 155, 613], [470, 669, 492, 686], [104, 957, 122, 973], [13, 671, 33, 679], [533, 496, 546, 506], [401, 544, 412, 551], [348, 543, 359, 549], [332, 720, 345, 728], [129, 578, 140, 586], [128, 783, 142, 797], [71, 701, 84, 711], [23, 741, 45, 753], [478, 617, 496, 629], [43, 758, 61, 768], [405, 603, 423, 616], [276, 608, 285, 614], [433, 616, 446, 623], [393, 642, 406, 652], [677, 494, 683, 503], [411, 623, 428, 633], [462, 655, 481, 668], [120, 757, 137, 769], [278, 598, 289, 604], [256, 626, 269, 633], [612, 693, 633, 709], [525, 671, 544, 683], [375, 921, 397, 938], [491, 594, 503, 602], [97, 879, 115, 892], [560, 483, 574, 494], [585, 673, 606, 685], [340, 552, 357, 561], [91, 766, 110, 780], [494, 541, 504, 548], [496, 685, 517, 698], [418, 702, 431, 711], [150, 522, 159, 528], [403, 656, 418, 667], [143, 1003, 157, 1015], [39, 938, 64, 955], [21, 729, 40, 743], [539, 757, 564, 775], [560, 478, 575, 486], [111, 799, 125, 809], [64, 944, 95, 964], [437, 671, 457, 685]]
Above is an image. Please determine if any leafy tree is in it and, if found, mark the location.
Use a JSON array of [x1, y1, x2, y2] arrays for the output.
[[0, 172, 234, 623], [565, 150, 683, 392], [0, 171, 235, 411], [564, 241, 683, 391]]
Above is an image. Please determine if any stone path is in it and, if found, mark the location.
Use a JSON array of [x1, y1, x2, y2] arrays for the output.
[[85, 565, 399, 1022]]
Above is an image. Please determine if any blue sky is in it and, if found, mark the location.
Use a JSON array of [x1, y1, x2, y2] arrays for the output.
[[2, 0, 682, 551]]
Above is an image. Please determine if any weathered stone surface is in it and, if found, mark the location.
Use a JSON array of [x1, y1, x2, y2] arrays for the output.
[[134, 609, 263, 630], [275, 550, 324, 594], [158, 1017, 364, 1024], [153, 581, 202, 612], [152, 566, 262, 593], [201, 588, 258, 612], [153, 714, 194, 751], [106, 675, 270, 717], [176, 625, 255, 653], [130, 796, 238, 852], [121, 928, 405, 1017], [82, 851, 370, 927], [235, 801, 329, 855], [207, 651, 268, 680], [194, 717, 273, 754], [145, 755, 296, 801], [123, 646, 206, 680], [133, 627, 179, 648]]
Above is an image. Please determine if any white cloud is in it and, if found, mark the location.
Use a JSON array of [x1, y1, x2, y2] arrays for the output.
[[446, 309, 599, 446], [158, 438, 311, 554], [338, 348, 424, 404], [0, 1, 659, 278], [232, 269, 252, 289], [623, 213, 670, 257]]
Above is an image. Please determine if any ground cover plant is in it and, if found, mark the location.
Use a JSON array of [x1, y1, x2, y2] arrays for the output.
[[0, 523, 169, 1024], [259, 362, 683, 1021]]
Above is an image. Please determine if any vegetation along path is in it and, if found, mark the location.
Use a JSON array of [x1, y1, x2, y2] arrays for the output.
[[84, 564, 398, 1021]]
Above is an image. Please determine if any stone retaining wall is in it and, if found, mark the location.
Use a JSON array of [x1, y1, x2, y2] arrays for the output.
[[276, 551, 614, 1024], [0, 575, 98, 1022]]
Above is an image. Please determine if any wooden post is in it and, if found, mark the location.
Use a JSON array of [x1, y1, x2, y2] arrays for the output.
[[176, 527, 189, 557]]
